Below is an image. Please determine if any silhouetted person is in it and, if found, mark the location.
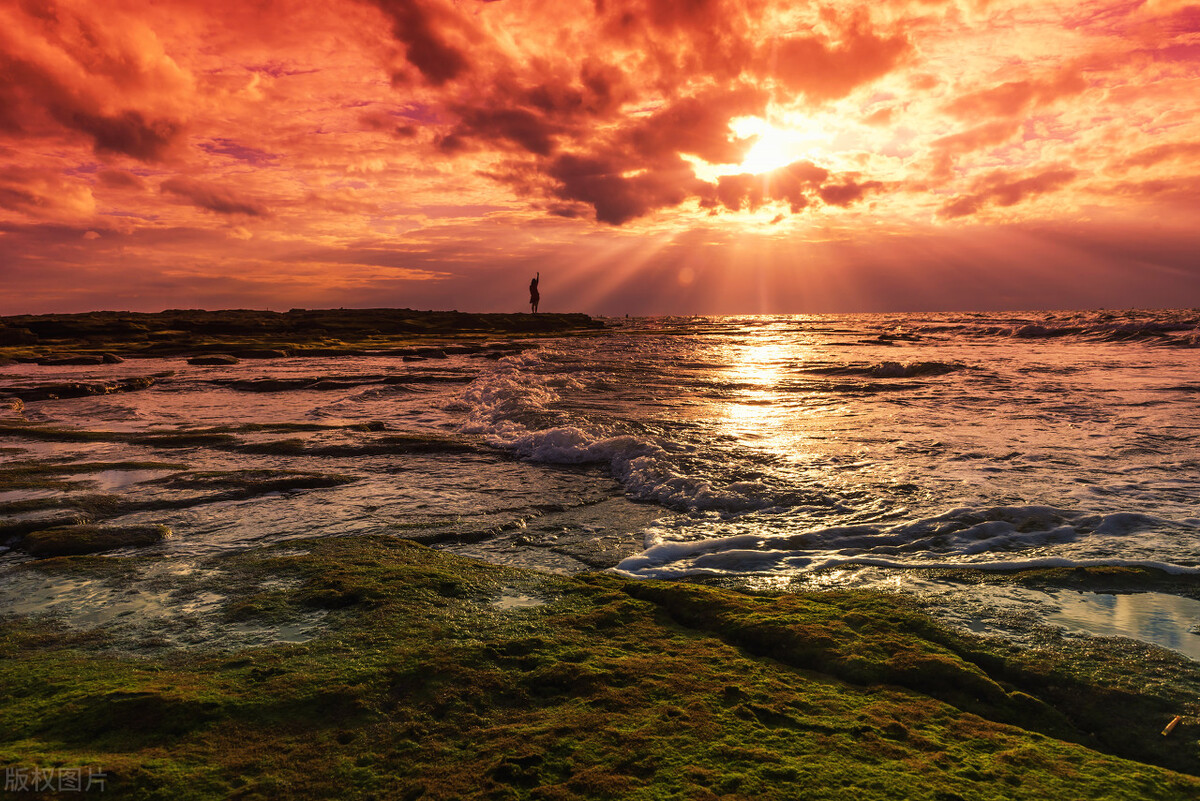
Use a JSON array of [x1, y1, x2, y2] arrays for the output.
[[529, 272, 540, 313]]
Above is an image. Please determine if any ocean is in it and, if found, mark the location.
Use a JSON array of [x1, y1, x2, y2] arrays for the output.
[[3, 308, 1200, 654]]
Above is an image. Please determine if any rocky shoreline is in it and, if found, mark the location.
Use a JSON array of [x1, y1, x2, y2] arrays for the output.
[[0, 308, 606, 363], [3, 309, 1200, 797], [1, 436, 1198, 797]]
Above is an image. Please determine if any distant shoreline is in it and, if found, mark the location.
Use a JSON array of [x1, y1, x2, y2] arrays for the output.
[[0, 307, 605, 360]]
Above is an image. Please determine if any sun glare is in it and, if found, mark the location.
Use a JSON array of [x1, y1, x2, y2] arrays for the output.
[[680, 116, 823, 184], [732, 117, 801, 174], [739, 128, 796, 174]]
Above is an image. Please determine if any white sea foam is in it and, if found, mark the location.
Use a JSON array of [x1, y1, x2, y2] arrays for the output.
[[612, 506, 1200, 579]]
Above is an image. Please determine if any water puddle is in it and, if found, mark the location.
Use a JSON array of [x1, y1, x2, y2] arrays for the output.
[[1043, 590, 1200, 661], [229, 618, 327, 645], [951, 586, 1200, 662], [819, 569, 1200, 663], [0, 488, 61, 503], [493, 592, 545, 610], [0, 567, 326, 649], [87, 468, 177, 491]]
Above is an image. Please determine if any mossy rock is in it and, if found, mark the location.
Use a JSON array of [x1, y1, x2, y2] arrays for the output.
[[0, 537, 1198, 798], [188, 355, 240, 365], [21, 524, 172, 557]]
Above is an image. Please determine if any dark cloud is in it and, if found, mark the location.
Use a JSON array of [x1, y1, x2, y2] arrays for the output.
[[160, 177, 269, 216], [199, 138, 280, 166], [700, 160, 880, 215], [364, 0, 900, 225], [370, 0, 470, 86], [1096, 176, 1200, 205], [546, 153, 701, 225], [96, 169, 145, 190], [435, 63, 637, 157], [66, 109, 181, 161], [711, 172, 769, 212], [360, 110, 421, 139], [707, 160, 827, 213], [819, 179, 883, 207], [442, 106, 562, 156], [622, 88, 765, 165], [595, 0, 764, 83], [939, 168, 1077, 218], [0, 8, 185, 162]]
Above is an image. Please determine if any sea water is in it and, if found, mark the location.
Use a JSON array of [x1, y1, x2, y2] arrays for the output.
[[3, 309, 1199, 653]]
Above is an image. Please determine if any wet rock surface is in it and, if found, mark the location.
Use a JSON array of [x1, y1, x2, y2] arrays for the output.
[[22, 524, 172, 557], [0, 375, 160, 401], [188, 355, 240, 365]]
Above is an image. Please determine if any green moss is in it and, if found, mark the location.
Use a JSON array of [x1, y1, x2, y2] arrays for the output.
[[19, 553, 144, 581], [0, 537, 1197, 799]]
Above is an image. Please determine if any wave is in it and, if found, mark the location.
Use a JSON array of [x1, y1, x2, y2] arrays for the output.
[[453, 352, 831, 513]]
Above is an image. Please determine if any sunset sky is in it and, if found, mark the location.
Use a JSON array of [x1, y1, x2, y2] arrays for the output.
[[1, 0, 1198, 315]]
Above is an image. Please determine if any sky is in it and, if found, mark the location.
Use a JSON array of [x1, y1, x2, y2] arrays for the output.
[[1, 0, 1198, 316]]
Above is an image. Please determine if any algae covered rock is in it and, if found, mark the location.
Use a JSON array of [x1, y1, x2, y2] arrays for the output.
[[22, 524, 172, 557], [0, 376, 158, 402], [188, 354, 240, 365]]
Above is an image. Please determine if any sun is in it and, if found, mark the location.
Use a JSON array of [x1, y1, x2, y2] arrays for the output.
[[740, 128, 796, 174], [680, 115, 820, 183], [731, 117, 801, 174]]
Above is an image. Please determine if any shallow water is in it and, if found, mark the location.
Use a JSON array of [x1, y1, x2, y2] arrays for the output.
[[3, 310, 1200, 654]]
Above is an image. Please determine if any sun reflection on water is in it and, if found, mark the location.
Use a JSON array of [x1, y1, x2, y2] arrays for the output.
[[714, 327, 815, 460]]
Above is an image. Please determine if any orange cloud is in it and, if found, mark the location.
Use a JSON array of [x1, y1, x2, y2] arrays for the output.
[[160, 177, 269, 217], [0, 1, 190, 161], [939, 167, 1078, 218], [0, 0, 1197, 313], [945, 67, 1088, 120]]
